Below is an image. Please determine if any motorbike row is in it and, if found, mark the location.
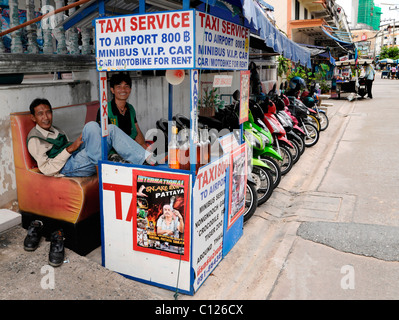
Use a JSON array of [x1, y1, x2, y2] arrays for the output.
[[155, 82, 329, 222]]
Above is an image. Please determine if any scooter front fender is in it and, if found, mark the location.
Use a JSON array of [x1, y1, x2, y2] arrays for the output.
[[260, 146, 283, 161], [251, 158, 271, 170], [279, 136, 294, 149], [293, 124, 305, 135]]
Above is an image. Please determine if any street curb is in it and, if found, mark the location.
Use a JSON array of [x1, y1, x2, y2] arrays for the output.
[[0, 209, 21, 234]]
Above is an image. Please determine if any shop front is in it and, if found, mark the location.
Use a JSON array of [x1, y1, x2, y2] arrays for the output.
[[96, 9, 250, 295]]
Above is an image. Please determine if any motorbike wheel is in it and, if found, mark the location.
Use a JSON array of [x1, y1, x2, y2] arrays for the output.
[[292, 134, 305, 155], [292, 129, 306, 154], [243, 181, 258, 222], [251, 166, 274, 205], [318, 111, 329, 131], [288, 139, 301, 164], [307, 114, 321, 131], [303, 123, 320, 147], [260, 156, 281, 188], [277, 145, 293, 175]]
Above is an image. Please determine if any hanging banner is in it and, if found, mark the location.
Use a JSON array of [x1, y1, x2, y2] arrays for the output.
[[95, 10, 195, 71], [195, 11, 249, 70], [132, 169, 191, 261], [239, 70, 250, 124], [190, 69, 199, 144], [227, 143, 247, 229], [192, 154, 229, 292], [99, 71, 109, 137]]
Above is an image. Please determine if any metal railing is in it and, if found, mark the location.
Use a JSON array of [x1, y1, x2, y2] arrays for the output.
[[0, 0, 93, 55]]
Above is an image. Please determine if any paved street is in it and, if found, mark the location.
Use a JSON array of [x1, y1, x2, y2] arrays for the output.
[[1, 73, 399, 301], [187, 73, 399, 300]]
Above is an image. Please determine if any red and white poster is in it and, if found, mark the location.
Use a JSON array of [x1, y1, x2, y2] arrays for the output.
[[227, 143, 247, 228], [132, 169, 191, 261]]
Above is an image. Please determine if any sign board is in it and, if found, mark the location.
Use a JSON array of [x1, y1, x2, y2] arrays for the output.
[[99, 71, 109, 137], [227, 143, 247, 228], [190, 69, 199, 145], [95, 10, 249, 71], [192, 154, 229, 292], [95, 10, 195, 71], [239, 70, 250, 124], [195, 12, 249, 70], [100, 163, 192, 293], [213, 75, 233, 87]]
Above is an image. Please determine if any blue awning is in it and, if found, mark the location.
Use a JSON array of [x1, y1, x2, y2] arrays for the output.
[[198, 0, 312, 68], [241, 0, 311, 68], [298, 43, 336, 66]]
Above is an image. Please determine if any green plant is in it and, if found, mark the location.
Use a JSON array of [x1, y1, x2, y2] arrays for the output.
[[287, 65, 315, 87], [277, 56, 290, 78], [314, 63, 330, 80], [200, 87, 225, 110], [319, 79, 330, 93], [380, 46, 399, 60]]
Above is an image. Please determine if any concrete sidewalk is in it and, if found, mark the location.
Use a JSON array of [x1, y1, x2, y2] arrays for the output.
[[2, 78, 399, 300]]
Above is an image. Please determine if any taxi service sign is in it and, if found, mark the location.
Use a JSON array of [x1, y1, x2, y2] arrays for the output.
[[95, 10, 249, 71], [95, 10, 195, 70]]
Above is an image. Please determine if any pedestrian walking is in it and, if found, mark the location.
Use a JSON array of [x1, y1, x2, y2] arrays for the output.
[[365, 63, 376, 99]]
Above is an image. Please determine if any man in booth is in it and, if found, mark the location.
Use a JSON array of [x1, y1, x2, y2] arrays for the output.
[[25, 97, 157, 266], [28, 98, 155, 178], [96, 72, 153, 163]]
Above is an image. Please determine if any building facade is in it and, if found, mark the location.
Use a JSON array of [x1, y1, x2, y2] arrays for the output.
[[266, 0, 352, 59]]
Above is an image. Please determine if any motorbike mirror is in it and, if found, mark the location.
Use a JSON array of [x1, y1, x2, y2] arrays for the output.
[[232, 90, 240, 101]]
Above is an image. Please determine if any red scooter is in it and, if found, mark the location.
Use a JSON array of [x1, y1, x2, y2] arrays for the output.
[[257, 98, 301, 165]]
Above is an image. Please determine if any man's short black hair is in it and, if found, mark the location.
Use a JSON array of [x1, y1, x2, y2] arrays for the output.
[[110, 72, 132, 88], [29, 98, 52, 115]]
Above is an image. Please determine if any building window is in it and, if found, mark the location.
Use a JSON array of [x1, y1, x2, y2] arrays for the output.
[[304, 8, 308, 20], [295, 0, 300, 20]]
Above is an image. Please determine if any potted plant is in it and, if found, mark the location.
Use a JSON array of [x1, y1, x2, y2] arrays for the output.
[[199, 87, 225, 117]]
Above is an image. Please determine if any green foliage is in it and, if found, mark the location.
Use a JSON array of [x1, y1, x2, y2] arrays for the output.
[[287, 65, 314, 86], [314, 63, 330, 80], [200, 87, 225, 110], [380, 46, 399, 60], [277, 56, 290, 77], [319, 79, 331, 93]]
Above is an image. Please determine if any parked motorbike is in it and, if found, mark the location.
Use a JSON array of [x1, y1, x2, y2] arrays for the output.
[[174, 108, 275, 207], [265, 86, 305, 159], [357, 76, 367, 99], [230, 97, 284, 191], [278, 87, 307, 152], [244, 173, 258, 222], [252, 98, 297, 171], [286, 96, 320, 147], [301, 89, 329, 131]]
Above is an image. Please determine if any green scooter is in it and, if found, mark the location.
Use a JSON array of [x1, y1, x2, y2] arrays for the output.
[[242, 107, 284, 189]]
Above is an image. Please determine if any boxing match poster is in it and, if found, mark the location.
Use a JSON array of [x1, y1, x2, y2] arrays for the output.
[[132, 169, 191, 261]]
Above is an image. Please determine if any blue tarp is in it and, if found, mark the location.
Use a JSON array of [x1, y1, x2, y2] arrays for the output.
[[320, 25, 354, 47], [198, 0, 312, 68], [243, 0, 311, 68]]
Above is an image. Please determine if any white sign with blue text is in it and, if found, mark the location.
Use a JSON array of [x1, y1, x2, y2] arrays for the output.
[[95, 10, 249, 72], [95, 10, 195, 71], [195, 11, 249, 70]]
